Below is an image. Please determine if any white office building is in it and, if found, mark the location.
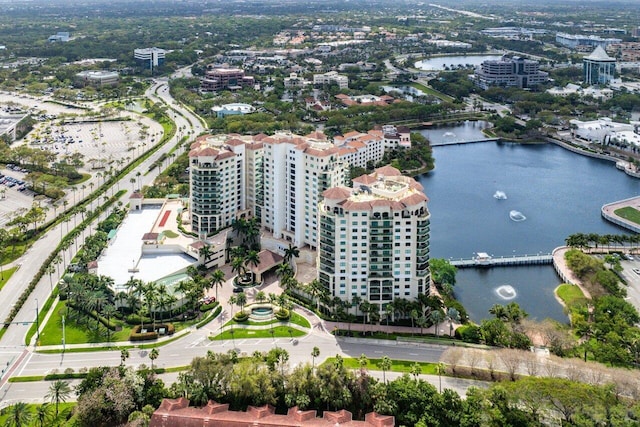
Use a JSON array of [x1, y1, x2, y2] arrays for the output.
[[134, 47, 166, 71], [317, 165, 430, 313]]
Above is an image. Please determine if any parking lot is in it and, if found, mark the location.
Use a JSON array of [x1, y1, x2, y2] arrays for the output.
[[26, 118, 163, 170], [0, 167, 40, 227], [1, 91, 164, 226], [616, 257, 640, 314]]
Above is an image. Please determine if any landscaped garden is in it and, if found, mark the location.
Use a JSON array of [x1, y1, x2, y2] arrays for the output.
[[210, 325, 306, 341]]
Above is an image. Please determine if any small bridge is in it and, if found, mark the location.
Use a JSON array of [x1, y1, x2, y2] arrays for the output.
[[431, 137, 501, 147], [450, 253, 553, 268]]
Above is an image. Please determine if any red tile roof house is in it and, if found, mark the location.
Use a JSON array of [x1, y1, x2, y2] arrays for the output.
[[150, 398, 395, 427]]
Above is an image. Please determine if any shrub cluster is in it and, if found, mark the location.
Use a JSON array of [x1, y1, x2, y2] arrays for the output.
[[275, 308, 290, 321], [234, 311, 249, 322]]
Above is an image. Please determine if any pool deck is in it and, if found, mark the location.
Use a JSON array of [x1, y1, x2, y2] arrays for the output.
[[97, 203, 195, 290]]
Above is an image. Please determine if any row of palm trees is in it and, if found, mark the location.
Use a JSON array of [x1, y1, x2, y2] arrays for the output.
[[566, 232, 640, 251]]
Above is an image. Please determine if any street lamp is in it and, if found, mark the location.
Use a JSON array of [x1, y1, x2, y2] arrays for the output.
[[35, 298, 40, 347], [62, 315, 66, 352]]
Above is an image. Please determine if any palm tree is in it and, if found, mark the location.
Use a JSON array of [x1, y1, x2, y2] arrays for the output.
[[120, 348, 130, 366], [255, 290, 266, 304], [283, 244, 299, 264], [430, 310, 445, 338], [176, 280, 191, 313], [231, 257, 246, 281], [4, 402, 32, 427], [143, 281, 159, 330], [199, 244, 213, 266], [210, 269, 225, 303], [235, 292, 247, 313], [244, 250, 260, 282], [229, 295, 237, 317], [446, 307, 460, 337], [34, 402, 51, 427], [378, 356, 392, 383], [102, 304, 117, 343], [149, 348, 159, 370], [307, 279, 325, 311], [45, 380, 72, 417], [311, 346, 320, 370]]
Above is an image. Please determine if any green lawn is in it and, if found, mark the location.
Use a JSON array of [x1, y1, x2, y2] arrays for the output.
[[225, 311, 311, 329], [409, 82, 455, 102], [556, 284, 588, 308], [0, 266, 17, 291], [163, 230, 179, 238], [38, 300, 133, 346], [210, 326, 306, 341], [0, 402, 75, 426], [321, 357, 438, 375], [614, 206, 640, 225]]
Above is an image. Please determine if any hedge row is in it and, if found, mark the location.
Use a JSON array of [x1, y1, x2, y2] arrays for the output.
[[195, 306, 222, 329], [199, 301, 219, 312], [130, 323, 175, 341]]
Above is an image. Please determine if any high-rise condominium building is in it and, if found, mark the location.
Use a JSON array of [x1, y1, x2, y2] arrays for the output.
[[318, 166, 430, 313], [188, 135, 263, 235], [262, 132, 347, 249]]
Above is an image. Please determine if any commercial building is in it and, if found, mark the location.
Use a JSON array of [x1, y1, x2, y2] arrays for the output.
[[75, 70, 119, 87], [583, 46, 616, 85], [134, 48, 166, 71], [201, 67, 255, 92], [317, 166, 430, 314], [48, 32, 70, 42], [211, 103, 256, 118], [473, 56, 548, 89], [262, 132, 347, 249], [313, 71, 349, 89], [570, 118, 640, 145], [556, 33, 621, 49]]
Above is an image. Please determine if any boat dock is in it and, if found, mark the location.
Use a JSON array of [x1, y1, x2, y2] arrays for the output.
[[450, 253, 553, 268]]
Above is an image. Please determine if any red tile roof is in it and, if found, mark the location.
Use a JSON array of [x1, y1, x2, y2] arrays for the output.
[[149, 399, 394, 427]]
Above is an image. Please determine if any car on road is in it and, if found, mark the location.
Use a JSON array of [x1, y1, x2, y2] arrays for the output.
[[232, 287, 244, 293], [629, 255, 635, 261], [633, 268, 640, 275]]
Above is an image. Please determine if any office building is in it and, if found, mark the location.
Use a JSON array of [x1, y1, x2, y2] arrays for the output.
[[262, 132, 347, 249], [313, 71, 349, 89], [556, 33, 621, 49], [474, 56, 548, 89], [201, 68, 255, 92], [317, 166, 430, 313], [583, 46, 616, 85], [134, 48, 166, 71], [75, 70, 119, 87]]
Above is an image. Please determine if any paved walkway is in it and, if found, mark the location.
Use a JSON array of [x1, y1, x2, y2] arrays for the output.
[[552, 246, 592, 299]]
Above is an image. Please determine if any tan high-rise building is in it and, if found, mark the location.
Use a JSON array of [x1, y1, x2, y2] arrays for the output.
[[318, 166, 430, 313]]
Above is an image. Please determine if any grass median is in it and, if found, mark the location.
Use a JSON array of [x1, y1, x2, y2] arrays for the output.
[[210, 326, 306, 341], [321, 357, 438, 375]]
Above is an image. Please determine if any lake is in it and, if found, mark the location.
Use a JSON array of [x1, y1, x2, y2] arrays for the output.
[[414, 55, 503, 71], [417, 123, 640, 322]]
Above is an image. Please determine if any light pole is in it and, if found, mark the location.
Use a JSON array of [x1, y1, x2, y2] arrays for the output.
[[35, 298, 40, 347], [62, 315, 66, 352]]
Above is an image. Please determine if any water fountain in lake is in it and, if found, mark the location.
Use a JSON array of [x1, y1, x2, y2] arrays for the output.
[[495, 285, 517, 300], [509, 210, 526, 222], [493, 191, 507, 200]]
